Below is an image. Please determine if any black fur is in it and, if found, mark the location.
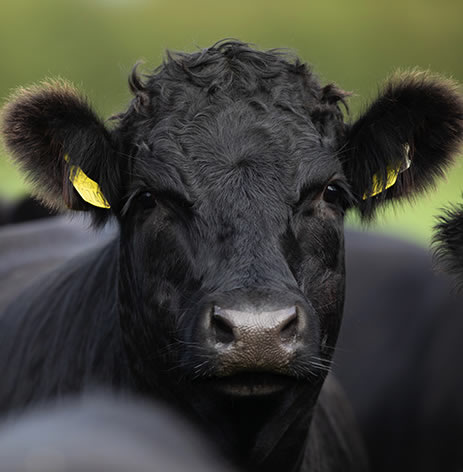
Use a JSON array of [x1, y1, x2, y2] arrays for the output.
[[433, 200, 463, 290], [1, 80, 118, 219], [337, 230, 463, 472], [344, 70, 463, 218], [1, 40, 461, 471]]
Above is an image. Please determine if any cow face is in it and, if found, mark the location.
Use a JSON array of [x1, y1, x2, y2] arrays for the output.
[[2, 40, 462, 437], [116, 91, 350, 400]]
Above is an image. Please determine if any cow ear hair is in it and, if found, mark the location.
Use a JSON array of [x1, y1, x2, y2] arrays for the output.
[[343, 70, 463, 218], [1, 79, 117, 217], [433, 201, 463, 291]]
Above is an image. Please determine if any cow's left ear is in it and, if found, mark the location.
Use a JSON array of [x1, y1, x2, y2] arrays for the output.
[[1, 79, 121, 219], [342, 71, 463, 218], [433, 202, 463, 290]]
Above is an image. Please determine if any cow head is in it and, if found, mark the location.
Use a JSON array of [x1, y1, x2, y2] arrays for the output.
[[3, 40, 463, 466]]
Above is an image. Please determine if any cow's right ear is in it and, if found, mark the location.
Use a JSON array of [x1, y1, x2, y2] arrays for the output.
[[1, 80, 119, 215], [433, 201, 463, 290]]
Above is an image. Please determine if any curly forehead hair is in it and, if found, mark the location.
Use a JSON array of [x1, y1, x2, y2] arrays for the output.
[[119, 40, 349, 136]]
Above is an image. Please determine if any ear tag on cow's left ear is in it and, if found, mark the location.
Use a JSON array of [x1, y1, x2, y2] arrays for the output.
[[362, 144, 412, 200], [64, 155, 110, 209]]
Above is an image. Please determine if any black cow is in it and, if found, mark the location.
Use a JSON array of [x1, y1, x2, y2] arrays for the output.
[[1, 40, 462, 471], [0, 393, 233, 472], [336, 230, 463, 472], [336, 203, 463, 472]]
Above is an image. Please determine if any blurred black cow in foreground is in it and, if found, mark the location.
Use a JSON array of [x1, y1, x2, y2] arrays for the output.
[[1, 40, 462, 471], [0, 393, 233, 472]]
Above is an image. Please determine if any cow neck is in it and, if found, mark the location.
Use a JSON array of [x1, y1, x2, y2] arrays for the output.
[[115, 236, 329, 471], [188, 380, 324, 472]]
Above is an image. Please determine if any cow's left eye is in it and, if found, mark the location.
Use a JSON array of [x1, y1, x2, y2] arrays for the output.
[[323, 184, 342, 205], [137, 191, 157, 210]]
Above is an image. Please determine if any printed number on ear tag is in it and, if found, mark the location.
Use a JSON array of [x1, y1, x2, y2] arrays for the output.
[[64, 155, 110, 209], [362, 144, 412, 200]]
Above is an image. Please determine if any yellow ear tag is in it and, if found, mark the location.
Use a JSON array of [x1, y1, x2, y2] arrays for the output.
[[362, 144, 411, 200], [362, 166, 400, 200], [64, 155, 110, 209]]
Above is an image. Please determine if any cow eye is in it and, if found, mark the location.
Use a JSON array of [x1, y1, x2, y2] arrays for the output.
[[137, 191, 157, 210], [323, 184, 342, 205]]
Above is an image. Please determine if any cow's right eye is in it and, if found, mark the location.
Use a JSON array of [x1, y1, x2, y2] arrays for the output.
[[137, 191, 157, 210]]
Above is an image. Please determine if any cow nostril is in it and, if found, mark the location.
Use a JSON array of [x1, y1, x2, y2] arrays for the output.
[[211, 311, 235, 345], [279, 308, 299, 342]]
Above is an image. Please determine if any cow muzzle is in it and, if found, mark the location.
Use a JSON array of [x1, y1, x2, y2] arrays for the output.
[[201, 294, 309, 396]]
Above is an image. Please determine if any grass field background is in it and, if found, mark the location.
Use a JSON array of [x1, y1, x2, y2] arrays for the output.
[[1, 0, 461, 244]]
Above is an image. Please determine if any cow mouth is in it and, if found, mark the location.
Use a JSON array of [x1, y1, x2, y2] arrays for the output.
[[208, 372, 295, 397]]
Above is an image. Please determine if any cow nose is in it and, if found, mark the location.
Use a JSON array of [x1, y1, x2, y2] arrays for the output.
[[210, 305, 301, 346], [205, 303, 305, 375]]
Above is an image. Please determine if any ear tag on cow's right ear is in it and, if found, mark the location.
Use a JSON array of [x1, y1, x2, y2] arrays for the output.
[[362, 144, 412, 200], [64, 155, 110, 209]]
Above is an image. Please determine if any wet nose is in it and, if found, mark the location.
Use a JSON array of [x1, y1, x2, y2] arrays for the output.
[[206, 304, 305, 372], [210, 305, 301, 345]]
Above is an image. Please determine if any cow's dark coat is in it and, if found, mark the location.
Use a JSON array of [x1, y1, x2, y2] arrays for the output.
[[0, 215, 111, 312], [335, 230, 463, 472], [1, 40, 462, 471]]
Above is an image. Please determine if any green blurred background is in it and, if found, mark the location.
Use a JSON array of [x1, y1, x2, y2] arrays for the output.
[[0, 0, 461, 244]]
